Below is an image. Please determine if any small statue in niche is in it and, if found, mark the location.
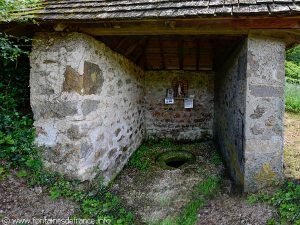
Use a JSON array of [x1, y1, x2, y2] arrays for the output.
[[178, 83, 182, 97], [166, 89, 174, 98], [172, 78, 188, 98]]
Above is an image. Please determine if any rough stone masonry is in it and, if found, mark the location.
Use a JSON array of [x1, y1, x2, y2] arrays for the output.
[[30, 32, 285, 191], [30, 32, 144, 183], [214, 34, 285, 192]]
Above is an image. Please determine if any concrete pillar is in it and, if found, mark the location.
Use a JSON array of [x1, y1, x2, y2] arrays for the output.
[[244, 34, 285, 191], [215, 34, 285, 192], [30, 32, 145, 183]]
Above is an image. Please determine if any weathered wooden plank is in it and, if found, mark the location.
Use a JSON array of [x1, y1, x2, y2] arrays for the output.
[[268, 4, 291, 13], [215, 6, 233, 15]]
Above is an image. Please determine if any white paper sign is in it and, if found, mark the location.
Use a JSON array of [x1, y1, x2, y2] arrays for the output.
[[165, 98, 174, 105], [184, 98, 193, 109]]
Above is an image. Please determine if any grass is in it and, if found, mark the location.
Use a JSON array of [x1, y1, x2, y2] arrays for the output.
[[129, 140, 223, 225], [284, 112, 300, 180], [157, 176, 221, 225], [126, 139, 183, 171], [247, 181, 300, 225], [0, 56, 134, 224], [285, 82, 300, 113], [246, 110, 300, 225]]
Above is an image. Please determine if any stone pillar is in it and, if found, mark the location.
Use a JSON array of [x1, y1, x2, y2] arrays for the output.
[[30, 32, 145, 183], [214, 41, 248, 190], [215, 34, 285, 192], [244, 34, 285, 191]]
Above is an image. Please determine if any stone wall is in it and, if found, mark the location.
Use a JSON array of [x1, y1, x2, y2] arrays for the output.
[[30, 32, 285, 192], [145, 70, 214, 141], [214, 40, 248, 188], [30, 32, 145, 183], [244, 35, 285, 191], [215, 35, 285, 192]]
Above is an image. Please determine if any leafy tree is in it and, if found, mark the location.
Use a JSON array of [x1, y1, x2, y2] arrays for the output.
[[0, 0, 39, 60], [286, 44, 300, 64], [286, 44, 300, 84], [285, 61, 300, 84], [0, 0, 39, 22]]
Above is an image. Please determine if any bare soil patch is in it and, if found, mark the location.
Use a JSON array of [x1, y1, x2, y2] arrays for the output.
[[110, 141, 224, 224], [197, 194, 273, 225], [0, 113, 298, 225], [0, 173, 78, 223], [284, 112, 300, 180]]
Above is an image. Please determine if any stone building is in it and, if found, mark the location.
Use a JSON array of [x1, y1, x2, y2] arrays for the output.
[[4, 0, 300, 192]]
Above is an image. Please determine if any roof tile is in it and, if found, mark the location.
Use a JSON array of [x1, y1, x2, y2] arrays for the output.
[[17, 0, 300, 20], [268, 3, 292, 13]]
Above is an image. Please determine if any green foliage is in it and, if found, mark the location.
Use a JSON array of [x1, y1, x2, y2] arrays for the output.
[[0, 0, 40, 22], [127, 144, 152, 171], [177, 176, 220, 225], [270, 182, 300, 224], [157, 176, 221, 225], [210, 151, 223, 166], [248, 181, 300, 225], [285, 83, 300, 113], [285, 46, 300, 113], [247, 194, 259, 205], [16, 170, 29, 178], [0, 0, 39, 65], [177, 198, 204, 225], [285, 61, 300, 85], [286, 44, 300, 85], [196, 176, 221, 197], [127, 139, 183, 171], [286, 44, 300, 65], [0, 33, 30, 61], [0, 51, 38, 171], [45, 178, 134, 224], [0, 38, 135, 224]]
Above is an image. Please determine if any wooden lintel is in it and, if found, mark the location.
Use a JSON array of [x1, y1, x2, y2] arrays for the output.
[[69, 17, 300, 36], [2, 17, 300, 40]]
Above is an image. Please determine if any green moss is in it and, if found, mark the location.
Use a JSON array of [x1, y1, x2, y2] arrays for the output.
[[156, 150, 195, 170]]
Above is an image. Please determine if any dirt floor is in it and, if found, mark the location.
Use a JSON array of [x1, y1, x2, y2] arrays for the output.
[[197, 195, 273, 225], [0, 172, 77, 224], [283, 112, 300, 180], [195, 112, 300, 225], [0, 112, 299, 225], [110, 141, 225, 224], [110, 141, 274, 225]]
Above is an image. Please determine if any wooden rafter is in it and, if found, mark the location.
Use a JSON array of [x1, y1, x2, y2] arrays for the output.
[[115, 37, 128, 51], [159, 40, 166, 70], [140, 38, 149, 70], [196, 39, 200, 71], [179, 39, 184, 70], [99, 35, 244, 71], [124, 37, 146, 57]]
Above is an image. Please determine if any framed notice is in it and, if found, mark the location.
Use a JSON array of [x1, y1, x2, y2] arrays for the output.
[[165, 98, 174, 105], [184, 98, 193, 109]]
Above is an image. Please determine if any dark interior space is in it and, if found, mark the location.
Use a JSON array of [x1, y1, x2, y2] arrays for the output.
[[97, 35, 245, 71]]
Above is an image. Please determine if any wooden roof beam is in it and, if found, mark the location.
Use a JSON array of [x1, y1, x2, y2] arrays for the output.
[[71, 17, 300, 36], [196, 40, 200, 71], [179, 40, 184, 70], [159, 40, 166, 70]]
